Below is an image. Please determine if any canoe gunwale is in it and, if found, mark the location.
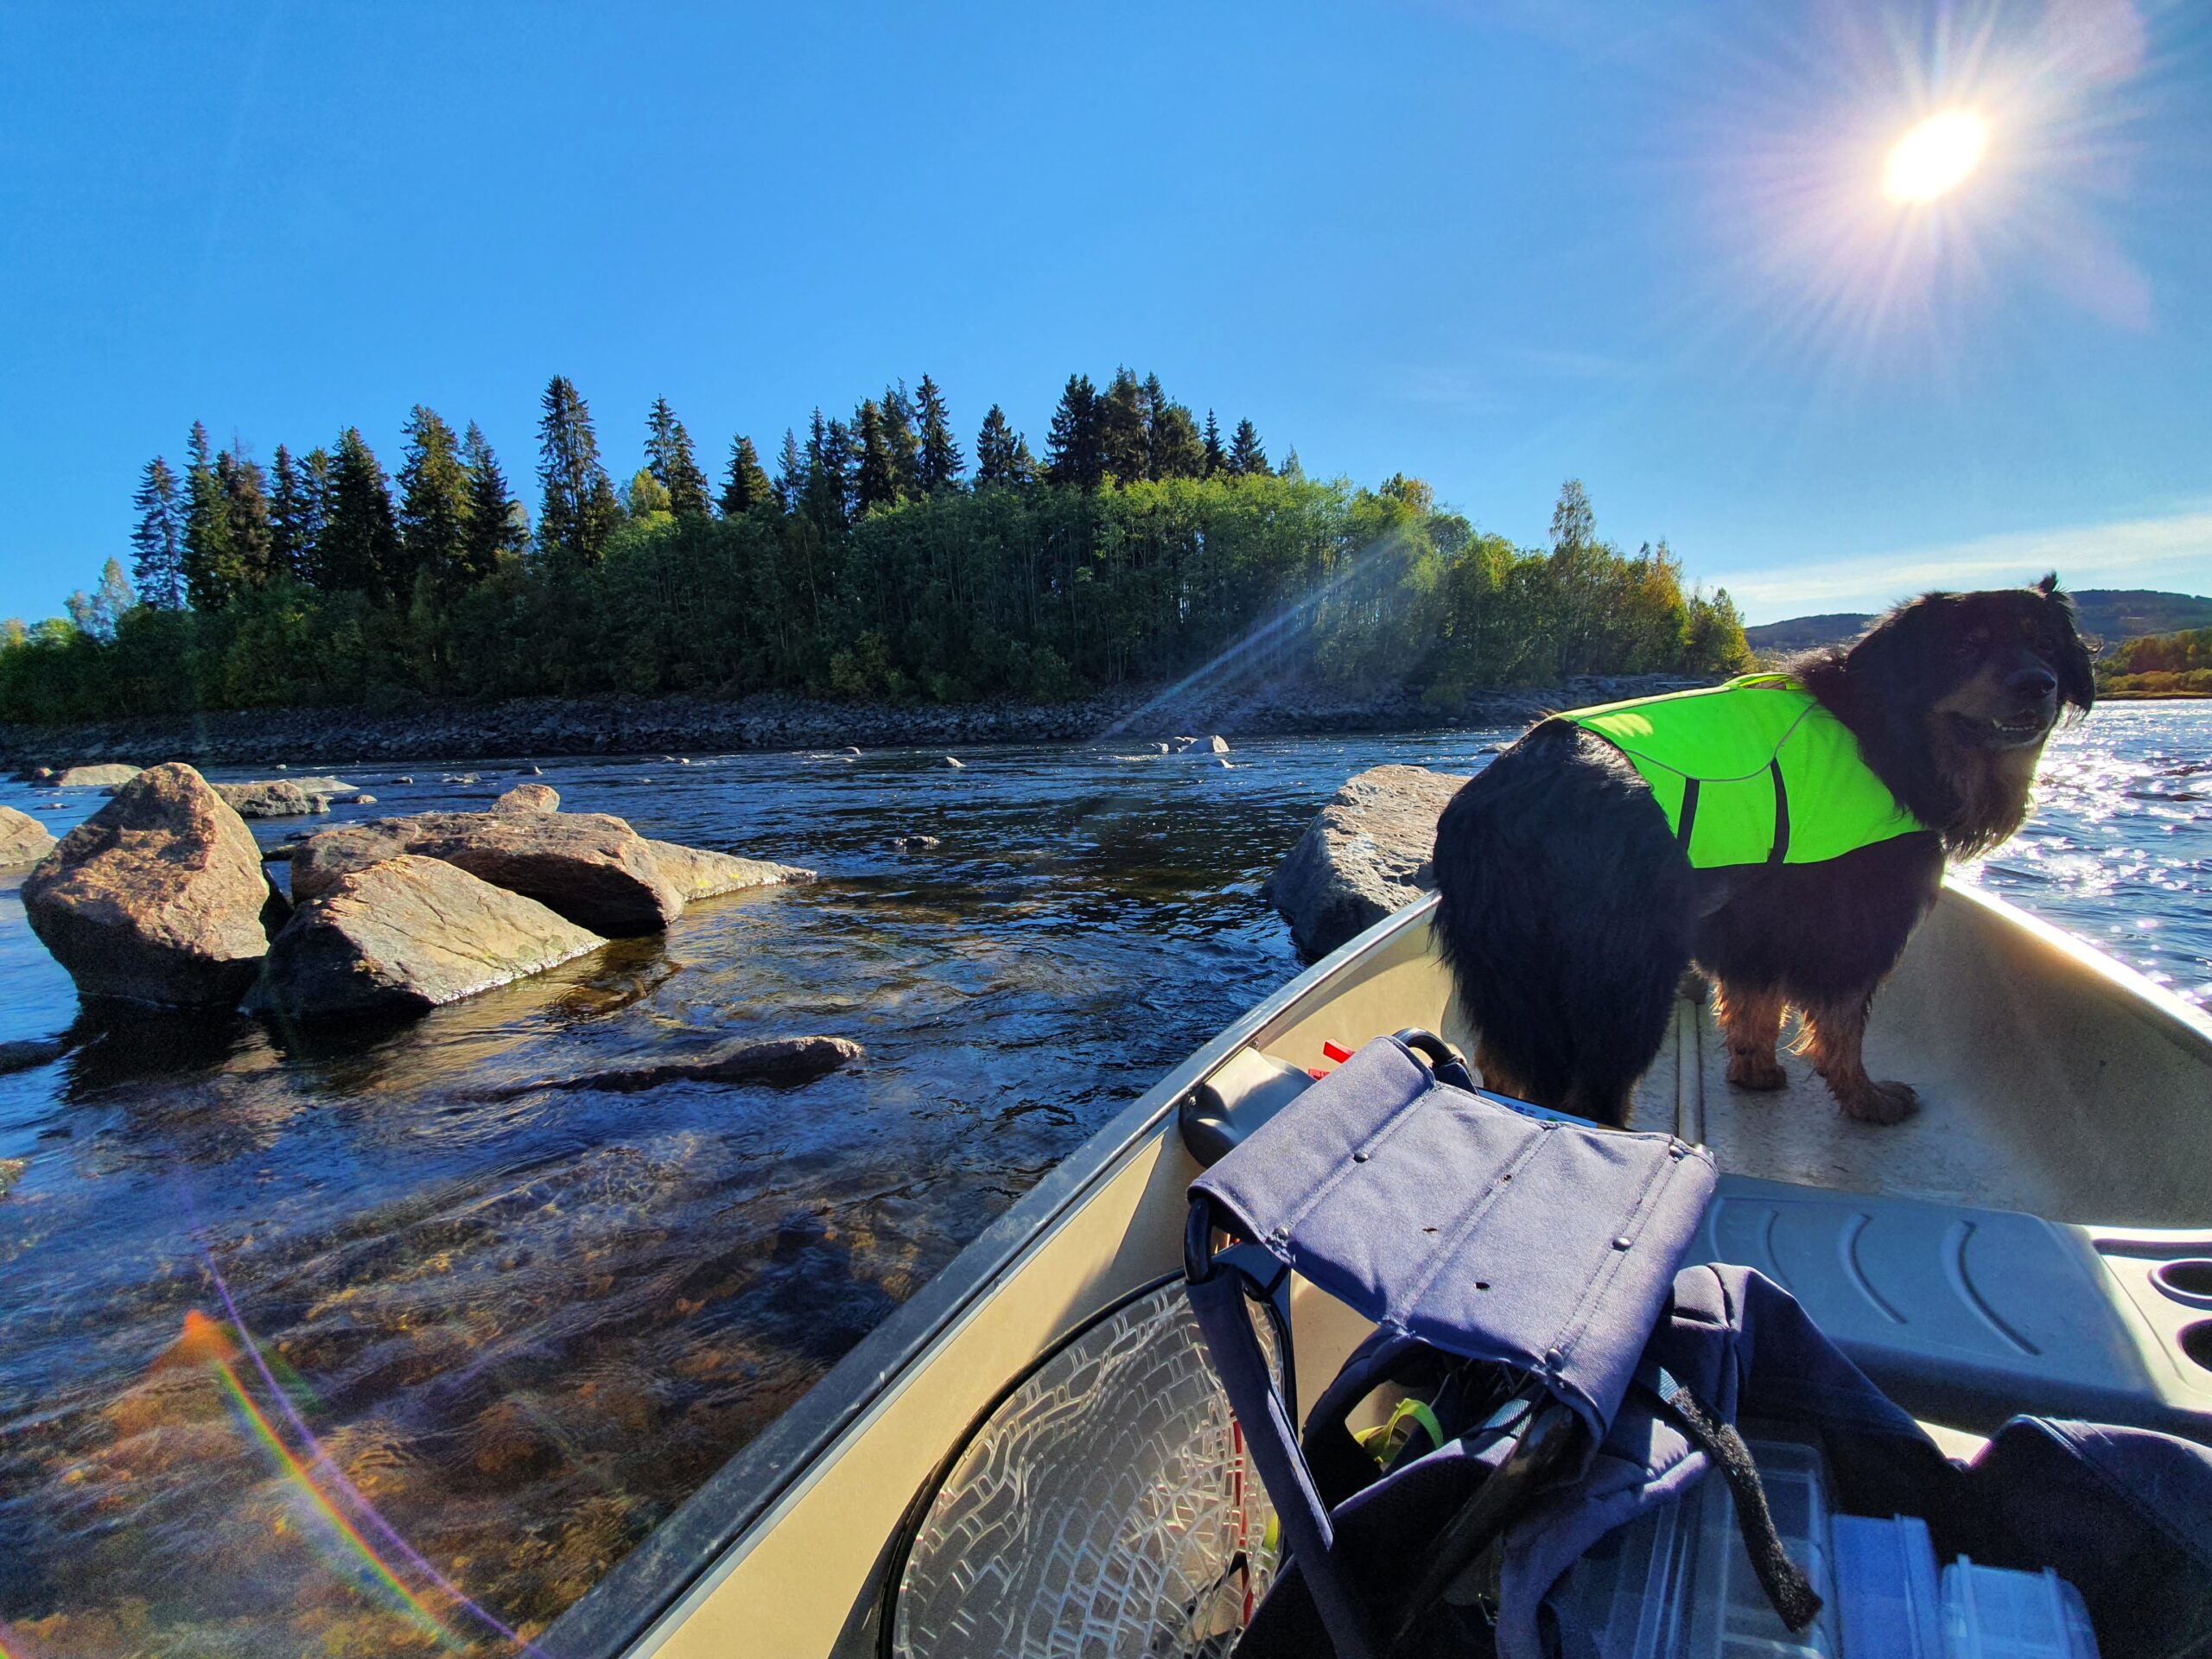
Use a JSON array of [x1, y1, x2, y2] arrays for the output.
[[543, 898, 1440, 1658]]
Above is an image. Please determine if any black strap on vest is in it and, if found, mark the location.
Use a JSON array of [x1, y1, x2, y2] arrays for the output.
[[1675, 779, 1701, 852], [1639, 1363, 1822, 1632], [1767, 761, 1791, 866]]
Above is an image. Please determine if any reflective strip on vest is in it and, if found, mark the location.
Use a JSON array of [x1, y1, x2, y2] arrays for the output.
[[1567, 674, 1928, 868]]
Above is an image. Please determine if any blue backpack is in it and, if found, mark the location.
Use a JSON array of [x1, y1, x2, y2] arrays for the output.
[[1184, 1033, 2212, 1659]]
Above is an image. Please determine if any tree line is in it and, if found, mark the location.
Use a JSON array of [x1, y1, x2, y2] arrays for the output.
[[2095, 627, 2212, 699], [0, 370, 1750, 723]]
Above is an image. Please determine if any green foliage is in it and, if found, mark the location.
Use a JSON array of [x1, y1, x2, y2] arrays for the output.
[[130, 456, 185, 609], [720, 434, 773, 516], [914, 376, 962, 493], [645, 397, 714, 520], [1228, 418, 1268, 477], [397, 406, 473, 598], [321, 428, 399, 596], [535, 375, 621, 569], [2097, 626, 2212, 696], [460, 422, 524, 583]]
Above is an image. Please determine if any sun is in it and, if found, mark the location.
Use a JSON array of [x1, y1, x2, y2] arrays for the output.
[[1884, 110, 1989, 203]]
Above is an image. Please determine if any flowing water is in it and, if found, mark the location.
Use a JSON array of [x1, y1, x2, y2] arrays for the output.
[[0, 705, 2204, 1656]]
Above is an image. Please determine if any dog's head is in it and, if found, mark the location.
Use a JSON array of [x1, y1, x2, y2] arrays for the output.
[[1802, 574, 2094, 853]]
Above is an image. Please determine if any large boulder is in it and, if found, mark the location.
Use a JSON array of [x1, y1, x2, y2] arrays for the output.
[[55, 763, 142, 789], [289, 810, 683, 937], [22, 763, 270, 1005], [215, 780, 330, 819], [251, 855, 605, 1019], [1264, 764, 1471, 963], [0, 805, 58, 868], [640, 840, 814, 902]]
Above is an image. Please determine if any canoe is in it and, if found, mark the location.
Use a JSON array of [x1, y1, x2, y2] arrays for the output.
[[545, 879, 2212, 1656]]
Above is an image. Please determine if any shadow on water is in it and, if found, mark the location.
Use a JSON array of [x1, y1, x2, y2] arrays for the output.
[[0, 712, 2202, 1654]]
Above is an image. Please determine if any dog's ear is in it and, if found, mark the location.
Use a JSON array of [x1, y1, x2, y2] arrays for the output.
[[2040, 577, 2097, 711]]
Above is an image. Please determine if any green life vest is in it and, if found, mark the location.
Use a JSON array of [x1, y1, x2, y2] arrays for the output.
[[1566, 673, 1928, 868]]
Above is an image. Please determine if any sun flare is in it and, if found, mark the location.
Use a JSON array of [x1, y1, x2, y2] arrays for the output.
[[1884, 110, 1988, 203]]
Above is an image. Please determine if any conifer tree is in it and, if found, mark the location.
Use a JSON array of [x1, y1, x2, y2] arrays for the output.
[[460, 422, 522, 583], [879, 383, 920, 500], [803, 410, 853, 533], [1046, 374, 1103, 492], [129, 456, 186, 609], [775, 429, 805, 514], [181, 422, 237, 611], [269, 445, 311, 579], [397, 404, 472, 596], [855, 400, 899, 514], [1149, 400, 1205, 480], [536, 375, 620, 569], [1279, 446, 1306, 481], [720, 434, 773, 515], [645, 397, 714, 520], [1229, 418, 1268, 477], [217, 449, 275, 590], [914, 375, 963, 493], [300, 447, 334, 570], [1202, 410, 1227, 478], [975, 405, 1031, 489], [321, 427, 399, 595], [1098, 367, 1147, 484]]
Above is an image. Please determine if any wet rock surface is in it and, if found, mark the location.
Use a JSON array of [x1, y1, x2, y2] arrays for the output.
[[22, 763, 271, 1005], [54, 762, 142, 788], [476, 1033, 862, 1098], [640, 839, 813, 902], [251, 854, 607, 1018], [0, 803, 58, 867], [214, 779, 331, 818], [494, 782, 560, 815], [1265, 763, 1472, 961]]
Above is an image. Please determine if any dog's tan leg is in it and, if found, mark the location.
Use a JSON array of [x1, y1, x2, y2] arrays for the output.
[[1799, 995, 1918, 1124], [1713, 983, 1789, 1091]]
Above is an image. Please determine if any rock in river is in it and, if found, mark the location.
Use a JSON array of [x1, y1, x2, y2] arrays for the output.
[[1264, 763, 1471, 963], [0, 804, 58, 868], [641, 840, 814, 902], [55, 763, 143, 789], [291, 810, 685, 937], [475, 1033, 862, 1097], [493, 783, 559, 815], [252, 854, 606, 1019], [214, 780, 330, 818], [22, 763, 271, 1005]]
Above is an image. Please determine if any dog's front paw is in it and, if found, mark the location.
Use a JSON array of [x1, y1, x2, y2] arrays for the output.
[[1726, 1051, 1789, 1091], [1838, 1078, 1919, 1125]]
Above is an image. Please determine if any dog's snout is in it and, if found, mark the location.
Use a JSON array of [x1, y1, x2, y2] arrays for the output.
[[2008, 666, 2058, 702]]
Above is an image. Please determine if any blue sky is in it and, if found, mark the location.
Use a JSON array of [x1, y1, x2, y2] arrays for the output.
[[2, 0, 2206, 625]]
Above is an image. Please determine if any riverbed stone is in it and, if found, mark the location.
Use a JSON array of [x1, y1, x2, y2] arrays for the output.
[[289, 809, 685, 936], [22, 763, 270, 1005], [480, 1033, 861, 1097], [0, 804, 58, 868], [1264, 763, 1471, 963], [215, 780, 330, 819], [55, 763, 142, 789], [252, 854, 605, 1019], [493, 783, 559, 815], [640, 840, 813, 901]]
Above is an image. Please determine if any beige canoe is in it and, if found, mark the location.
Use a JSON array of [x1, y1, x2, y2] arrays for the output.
[[547, 880, 2212, 1656]]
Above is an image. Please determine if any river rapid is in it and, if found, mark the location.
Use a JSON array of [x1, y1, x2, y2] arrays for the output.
[[0, 704, 2204, 1655]]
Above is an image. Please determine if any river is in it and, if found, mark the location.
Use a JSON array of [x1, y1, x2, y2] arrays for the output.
[[0, 703, 2204, 1655]]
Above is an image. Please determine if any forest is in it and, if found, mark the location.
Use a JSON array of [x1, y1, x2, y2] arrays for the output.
[[2096, 626, 2212, 698], [0, 371, 1751, 724]]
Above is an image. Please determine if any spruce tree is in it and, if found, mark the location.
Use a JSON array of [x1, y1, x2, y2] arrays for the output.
[[537, 375, 621, 569], [181, 422, 236, 610], [803, 409, 851, 533], [975, 405, 1030, 489], [1229, 418, 1268, 477], [321, 427, 399, 595], [269, 445, 309, 579], [1098, 367, 1147, 484], [1202, 410, 1227, 477], [879, 383, 920, 500], [645, 397, 714, 520], [775, 429, 805, 513], [218, 449, 274, 589], [720, 434, 773, 515], [1046, 374, 1103, 492], [397, 404, 472, 596], [914, 375, 963, 493], [1149, 401, 1205, 480], [300, 447, 334, 574], [855, 399, 899, 514], [129, 456, 186, 609], [460, 422, 522, 583]]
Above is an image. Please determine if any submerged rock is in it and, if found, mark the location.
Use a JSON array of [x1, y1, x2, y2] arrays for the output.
[[214, 780, 330, 818], [891, 833, 940, 851], [0, 1037, 67, 1074], [640, 840, 813, 901], [22, 763, 270, 1005], [479, 1033, 861, 1097], [55, 763, 142, 789], [943, 755, 964, 769], [0, 804, 58, 868], [1264, 764, 1471, 963], [493, 783, 560, 815], [0, 1156, 23, 1198], [251, 854, 605, 1018], [290, 810, 684, 936]]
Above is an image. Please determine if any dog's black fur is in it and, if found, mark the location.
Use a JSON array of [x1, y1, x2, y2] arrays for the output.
[[1431, 576, 2094, 1127]]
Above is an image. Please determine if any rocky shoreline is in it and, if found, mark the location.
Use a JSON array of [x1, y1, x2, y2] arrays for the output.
[[0, 675, 1710, 770]]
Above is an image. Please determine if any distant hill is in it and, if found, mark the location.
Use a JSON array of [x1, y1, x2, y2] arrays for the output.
[[1746, 588, 2212, 658]]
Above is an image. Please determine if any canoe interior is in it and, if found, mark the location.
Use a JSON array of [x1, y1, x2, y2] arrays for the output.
[[568, 880, 2212, 1658]]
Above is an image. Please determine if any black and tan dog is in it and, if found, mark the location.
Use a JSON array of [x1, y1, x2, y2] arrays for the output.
[[1431, 576, 2094, 1128]]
